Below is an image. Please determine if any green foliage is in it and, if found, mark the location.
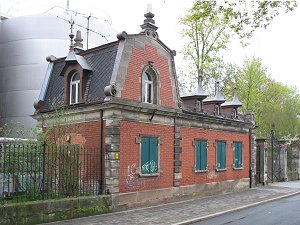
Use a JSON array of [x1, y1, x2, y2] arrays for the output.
[[180, 1, 231, 89], [179, 0, 297, 93], [235, 57, 300, 138], [222, 1, 298, 42], [193, 0, 298, 43], [74, 203, 110, 215], [0, 108, 86, 203]]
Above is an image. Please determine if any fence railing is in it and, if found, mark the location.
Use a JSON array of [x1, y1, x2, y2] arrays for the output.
[[0, 143, 102, 204]]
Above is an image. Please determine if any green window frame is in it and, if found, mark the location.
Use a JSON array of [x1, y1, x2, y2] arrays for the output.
[[195, 140, 208, 171], [234, 142, 243, 169], [141, 136, 159, 175], [216, 141, 226, 170]]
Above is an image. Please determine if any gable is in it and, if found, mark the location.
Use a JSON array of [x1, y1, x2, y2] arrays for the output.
[[112, 35, 180, 109]]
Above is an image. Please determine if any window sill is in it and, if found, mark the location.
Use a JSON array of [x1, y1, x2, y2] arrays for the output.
[[194, 169, 208, 173], [215, 168, 227, 172], [139, 173, 160, 177], [233, 167, 244, 170], [69, 101, 84, 106]]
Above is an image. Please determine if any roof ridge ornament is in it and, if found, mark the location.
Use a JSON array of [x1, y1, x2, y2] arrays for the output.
[[140, 3, 158, 39], [74, 30, 84, 51], [69, 18, 75, 52]]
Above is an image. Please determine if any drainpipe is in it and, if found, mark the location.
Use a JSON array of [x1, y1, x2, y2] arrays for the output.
[[173, 113, 176, 186], [99, 109, 104, 194], [249, 127, 252, 188]]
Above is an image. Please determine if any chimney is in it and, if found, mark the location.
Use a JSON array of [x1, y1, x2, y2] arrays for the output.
[[74, 30, 84, 53]]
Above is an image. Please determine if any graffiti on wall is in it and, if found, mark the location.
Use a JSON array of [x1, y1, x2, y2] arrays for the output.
[[142, 160, 157, 173], [207, 170, 219, 179], [124, 163, 145, 190]]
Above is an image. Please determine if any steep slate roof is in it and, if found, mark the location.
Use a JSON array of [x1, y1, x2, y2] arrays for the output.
[[42, 41, 119, 111], [221, 88, 243, 108]]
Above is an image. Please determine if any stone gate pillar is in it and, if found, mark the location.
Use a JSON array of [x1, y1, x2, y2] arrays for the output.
[[246, 110, 256, 187], [256, 139, 268, 185], [278, 140, 288, 181], [291, 141, 300, 180]]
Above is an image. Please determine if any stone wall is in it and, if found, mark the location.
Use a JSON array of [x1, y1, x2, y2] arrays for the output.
[[0, 195, 111, 225], [112, 178, 249, 210]]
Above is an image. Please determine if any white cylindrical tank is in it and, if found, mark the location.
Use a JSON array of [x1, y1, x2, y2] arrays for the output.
[[0, 14, 117, 136]]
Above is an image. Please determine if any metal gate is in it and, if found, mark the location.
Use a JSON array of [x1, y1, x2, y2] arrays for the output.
[[266, 129, 283, 183]]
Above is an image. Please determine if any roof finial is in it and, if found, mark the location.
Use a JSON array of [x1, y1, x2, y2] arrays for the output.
[[74, 30, 84, 52], [147, 3, 152, 13], [140, 3, 158, 33]]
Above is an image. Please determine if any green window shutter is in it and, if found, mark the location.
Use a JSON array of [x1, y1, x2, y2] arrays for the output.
[[141, 137, 158, 174], [196, 141, 201, 171], [221, 142, 226, 169], [196, 140, 207, 171], [149, 137, 158, 173], [217, 141, 226, 169], [217, 141, 221, 169], [234, 142, 238, 168], [239, 143, 243, 167], [200, 141, 207, 170], [141, 137, 150, 174], [234, 142, 242, 168]]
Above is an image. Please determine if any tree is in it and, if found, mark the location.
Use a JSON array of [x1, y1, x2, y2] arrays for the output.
[[235, 57, 300, 138], [179, 1, 297, 92], [221, 1, 298, 42], [180, 1, 231, 91]]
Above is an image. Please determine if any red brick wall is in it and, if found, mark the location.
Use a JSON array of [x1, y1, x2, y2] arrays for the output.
[[119, 120, 174, 193], [45, 120, 104, 189], [45, 120, 101, 148], [122, 44, 175, 108], [180, 127, 250, 186]]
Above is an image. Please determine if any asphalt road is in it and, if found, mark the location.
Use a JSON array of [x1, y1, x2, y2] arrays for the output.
[[194, 193, 300, 225]]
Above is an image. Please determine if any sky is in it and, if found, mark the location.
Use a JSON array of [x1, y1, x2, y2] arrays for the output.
[[1, 0, 300, 90]]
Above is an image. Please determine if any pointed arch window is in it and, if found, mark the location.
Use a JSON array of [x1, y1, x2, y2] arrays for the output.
[[70, 72, 80, 104]]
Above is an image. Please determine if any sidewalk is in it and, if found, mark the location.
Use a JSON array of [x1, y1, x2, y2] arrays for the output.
[[45, 181, 300, 225]]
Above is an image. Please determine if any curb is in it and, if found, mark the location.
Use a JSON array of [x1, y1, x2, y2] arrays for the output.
[[174, 190, 300, 225]]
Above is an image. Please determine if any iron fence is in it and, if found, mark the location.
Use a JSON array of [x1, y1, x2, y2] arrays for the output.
[[0, 143, 102, 204]]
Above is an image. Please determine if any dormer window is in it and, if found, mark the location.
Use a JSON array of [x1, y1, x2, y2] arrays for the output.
[[142, 67, 158, 104], [70, 72, 80, 104], [142, 72, 153, 103]]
